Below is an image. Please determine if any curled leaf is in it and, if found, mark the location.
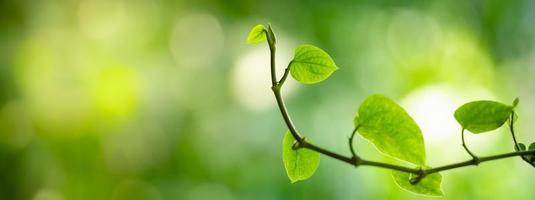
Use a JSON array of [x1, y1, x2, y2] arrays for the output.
[[247, 24, 267, 44]]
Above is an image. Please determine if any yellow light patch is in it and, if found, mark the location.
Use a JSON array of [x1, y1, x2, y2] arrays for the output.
[[92, 65, 140, 118]]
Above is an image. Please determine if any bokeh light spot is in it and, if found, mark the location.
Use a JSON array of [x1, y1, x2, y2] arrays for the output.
[[91, 65, 140, 118], [232, 45, 298, 111], [402, 84, 497, 164], [170, 12, 224, 68], [78, 0, 126, 39]]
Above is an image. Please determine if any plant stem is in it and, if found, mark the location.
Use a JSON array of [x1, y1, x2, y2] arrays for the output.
[[461, 128, 480, 164], [265, 27, 535, 181], [425, 150, 535, 174], [348, 126, 359, 160], [272, 86, 303, 141], [301, 141, 355, 165], [278, 64, 290, 86], [510, 111, 521, 149], [266, 26, 302, 142], [508, 111, 535, 166], [359, 159, 418, 173]]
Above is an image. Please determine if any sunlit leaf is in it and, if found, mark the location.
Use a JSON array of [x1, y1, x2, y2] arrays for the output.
[[454, 100, 513, 133], [247, 24, 266, 44], [289, 44, 338, 84], [355, 95, 426, 165], [282, 131, 320, 183], [392, 170, 443, 196]]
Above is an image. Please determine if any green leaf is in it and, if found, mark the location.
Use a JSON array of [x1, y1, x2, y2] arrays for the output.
[[289, 44, 338, 84], [515, 143, 526, 151], [515, 143, 535, 165], [528, 143, 535, 163], [519, 143, 535, 164], [355, 95, 426, 165], [392, 170, 443, 196], [454, 100, 513, 133], [247, 24, 266, 44], [282, 131, 320, 183]]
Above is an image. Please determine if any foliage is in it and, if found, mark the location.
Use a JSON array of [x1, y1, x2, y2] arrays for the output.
[[246, 24, 267, 44], [454, 100, 513, 134], [282, 131, 320, 183], [392, 169, 443, 196], [355, 94, 425, 165], [247, 24, 535, 197], [289, 44, 338, 84]]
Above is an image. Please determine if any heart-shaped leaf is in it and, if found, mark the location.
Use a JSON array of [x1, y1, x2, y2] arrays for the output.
[[454, 100, 513, 133], [355, 95, 426, 165], [282, 131, 320, 183], [289, 44, 338, 84], [392, 170, 443, 196], [247, 24, 267, 44]]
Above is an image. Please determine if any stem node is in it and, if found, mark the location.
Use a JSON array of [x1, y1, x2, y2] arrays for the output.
[[292, 137, 306, 150], [350, 155, 361, 167], [471, 157, 481, 166], [409, 169, 426, 185]]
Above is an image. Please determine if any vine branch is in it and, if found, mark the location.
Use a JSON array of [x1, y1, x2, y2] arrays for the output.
[[265, 26, 535, 183], [461, 128, 480, 164], [510, 111, 521, 150], [509, 111, 535, 167], [348, 126, 359, 161]]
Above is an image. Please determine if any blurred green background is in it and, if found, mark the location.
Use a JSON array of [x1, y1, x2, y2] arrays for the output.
[[1, 0, 535, 199]]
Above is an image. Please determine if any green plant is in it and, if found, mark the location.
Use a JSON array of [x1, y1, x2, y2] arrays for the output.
[[246, 24, 535, 196]]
